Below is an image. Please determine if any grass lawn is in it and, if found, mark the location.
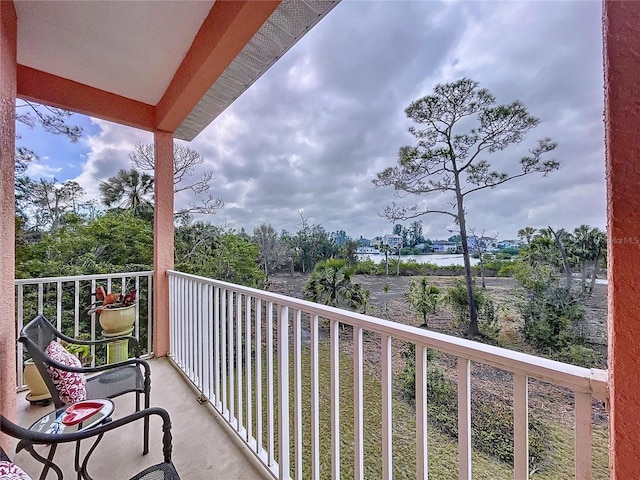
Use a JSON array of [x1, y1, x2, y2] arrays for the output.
[[246, 340, 609, 479]]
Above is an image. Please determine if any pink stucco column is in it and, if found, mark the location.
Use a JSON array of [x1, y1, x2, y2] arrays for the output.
[[603, 1, 640, 477], [153, 131, 174, 357], [0, 0, 17, 437]]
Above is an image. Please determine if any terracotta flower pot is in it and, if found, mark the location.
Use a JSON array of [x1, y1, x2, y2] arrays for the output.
[[98, 305, 136, 335]]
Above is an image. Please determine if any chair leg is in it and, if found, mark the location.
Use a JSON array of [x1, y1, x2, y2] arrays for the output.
[[143, 368, 151, 455], [143, 391, 150, 455]]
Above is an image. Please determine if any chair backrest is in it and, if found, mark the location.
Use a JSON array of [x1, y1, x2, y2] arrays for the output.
[[18, 315, 65, 407]]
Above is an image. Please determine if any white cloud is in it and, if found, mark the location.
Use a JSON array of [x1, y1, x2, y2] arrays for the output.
[[25, 163, 62, 179], [67, 1, 605, 240]]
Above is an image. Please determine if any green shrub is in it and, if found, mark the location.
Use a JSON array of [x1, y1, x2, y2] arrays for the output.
[[397, 358, 549, 470], [558, 344, 597, 368], [478, 297, 501, 344], [353, 258, 378, 275], [443, 278, 501, 339], [406, 277, 440, 326], [521, 286, 584, 351], [482, 259, 514, 274], [397, 343, 438, 402], [497, 262, 518, 277]]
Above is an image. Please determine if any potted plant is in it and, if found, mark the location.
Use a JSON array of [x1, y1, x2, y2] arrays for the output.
[[87, 283, 138, 364], [87, 284, 138, 336]]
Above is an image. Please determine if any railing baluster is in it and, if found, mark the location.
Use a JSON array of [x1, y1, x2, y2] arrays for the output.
[[176, 278, 183, 369], [256, 298, 263, 455], [135, 275, 140, 340], [197, 282, 204, 390], [221, 288, 228, 417], [178, 277, 184, 368], [458, 357, 471, 480], [310, 314, 320, 480], [330, 317, 340, 480], [416, 344, 428, 480], [382, 334, 393, 480], [168, 276, 174, 357], [187, 279, 194, 379], [147, 273, 153, 355], [354, 326, 364, 480], [90, 279, 96, 365], [575, 392, 593, 479], [513, 374, 529, 480], [214, 286, 221, 409], [236, 292, 243, 433], [267, 301, 275, 467], [37, 282, 43, 315], [56, 281, 62, 331], [192, 280, 197, 381], [293, 309, 302, 480], [74, 280, 80, 338], [278, 305, 290, 479], [245, 294, 252, 442], [228, 290, 235, 424], [204, 285, 214, 401]]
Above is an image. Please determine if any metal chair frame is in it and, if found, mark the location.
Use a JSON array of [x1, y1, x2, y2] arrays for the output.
[[18, 315, 151, 454], [0, 408, 180, 480]]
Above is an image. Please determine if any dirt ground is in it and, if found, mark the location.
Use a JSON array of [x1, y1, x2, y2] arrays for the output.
[[268, 272, 608, 350]]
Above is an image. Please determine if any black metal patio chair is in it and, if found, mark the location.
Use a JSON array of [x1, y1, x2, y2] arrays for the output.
[[18, 315, 152, 454], [0, 408, 180, 480]]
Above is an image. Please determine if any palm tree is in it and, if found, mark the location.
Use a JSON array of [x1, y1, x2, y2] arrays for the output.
[[588, 229, 606, 294], [570, 224, 593, 289], [303, 259, 369, 311], [407, 277, 440, 327], [99, 169, 154, 217], [517, 226, 537, 245]]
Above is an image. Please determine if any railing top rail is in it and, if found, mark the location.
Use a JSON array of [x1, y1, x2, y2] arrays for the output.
[[15, 271, 154, 286], [168, 269, 608, 400]]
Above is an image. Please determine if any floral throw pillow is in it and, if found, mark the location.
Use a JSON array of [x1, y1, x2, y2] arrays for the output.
[[0, 461, 32, 480], [45, 341, 87, 405]]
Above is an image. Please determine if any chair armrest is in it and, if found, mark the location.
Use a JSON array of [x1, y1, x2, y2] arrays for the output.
[[41, 355, 150, 377]]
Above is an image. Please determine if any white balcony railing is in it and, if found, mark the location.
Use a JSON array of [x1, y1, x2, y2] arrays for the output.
[[168, 270, 608, 480], [15, 271, 153, 388]]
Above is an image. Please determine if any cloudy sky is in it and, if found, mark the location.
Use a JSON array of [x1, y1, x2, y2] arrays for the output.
[[18, 0, 606, 242]]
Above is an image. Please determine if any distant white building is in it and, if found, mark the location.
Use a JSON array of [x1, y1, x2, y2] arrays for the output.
[[431, 240, 457, 253], [383, 234, 403, 249], [497, 239, 521, 249]]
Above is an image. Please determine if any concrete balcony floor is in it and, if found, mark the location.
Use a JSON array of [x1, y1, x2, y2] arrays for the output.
[[11, 357, 270, 479]]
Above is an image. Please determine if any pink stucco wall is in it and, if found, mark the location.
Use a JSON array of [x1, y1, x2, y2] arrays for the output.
[[153, 131, 174, 357], [0, 0, 17, 440], [604, 1, 640, 476]]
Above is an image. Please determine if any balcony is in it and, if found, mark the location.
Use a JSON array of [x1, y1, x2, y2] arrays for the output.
[[12, 357, 269, 479], [13, 271, 609, 479]]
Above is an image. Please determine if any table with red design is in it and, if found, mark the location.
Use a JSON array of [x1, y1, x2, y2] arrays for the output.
[[25, 399, 114, 480]]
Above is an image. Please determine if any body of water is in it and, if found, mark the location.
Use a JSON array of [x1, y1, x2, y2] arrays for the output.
[[357, 253, 479, 266]]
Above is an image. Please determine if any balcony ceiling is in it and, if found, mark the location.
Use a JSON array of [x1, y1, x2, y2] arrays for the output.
[[13, 0, 338, 141]]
